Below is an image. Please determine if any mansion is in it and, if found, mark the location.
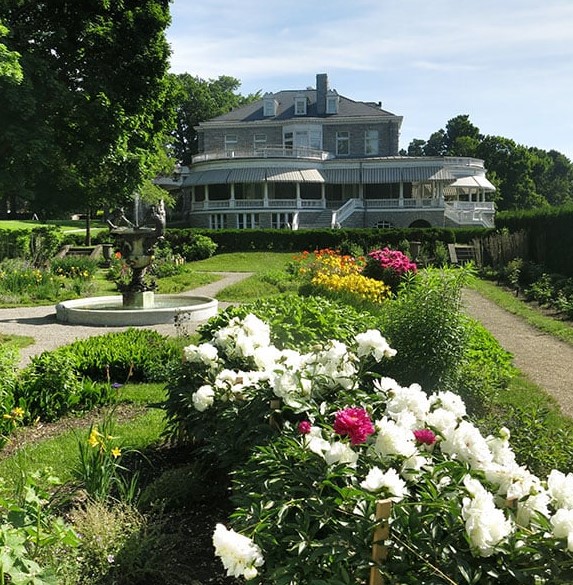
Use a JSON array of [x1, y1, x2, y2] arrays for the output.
[[159, 74, 495, 230]]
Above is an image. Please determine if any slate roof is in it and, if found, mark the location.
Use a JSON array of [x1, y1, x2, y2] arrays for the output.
[[204, 89, 399, 124]]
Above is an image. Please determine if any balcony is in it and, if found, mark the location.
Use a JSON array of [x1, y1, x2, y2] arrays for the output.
[[192, 145, 332, 164]]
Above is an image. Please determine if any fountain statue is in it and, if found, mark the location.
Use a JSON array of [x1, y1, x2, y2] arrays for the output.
[[56, 201, 218, 326], [107, 202, 166, 307]]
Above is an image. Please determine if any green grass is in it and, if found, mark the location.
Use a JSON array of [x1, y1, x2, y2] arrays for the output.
[[0, 333, 35, 349], [0, 219, 107, 233], [0, 384, 167, 490], [192, 251, 295, 273], [469, 276, 573, 346]]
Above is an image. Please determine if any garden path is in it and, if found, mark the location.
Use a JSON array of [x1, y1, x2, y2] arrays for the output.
[[0, 271, 252, 369], [462, 288, 573, 419]]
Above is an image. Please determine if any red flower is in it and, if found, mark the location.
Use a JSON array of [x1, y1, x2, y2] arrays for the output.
[[413, 428, 437, 445], [333, 407, 375, 445], [298, 420, 312, 434]]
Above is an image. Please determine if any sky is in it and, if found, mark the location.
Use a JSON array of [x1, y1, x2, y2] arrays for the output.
[[166, 0, 573, 160]]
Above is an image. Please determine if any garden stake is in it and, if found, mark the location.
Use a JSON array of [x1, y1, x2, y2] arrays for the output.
[[369, 498, 392, 585]]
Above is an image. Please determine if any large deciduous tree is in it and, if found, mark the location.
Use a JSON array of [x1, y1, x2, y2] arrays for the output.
[[408, 115, 573, 211], [171, 74, 260, 166], [0, 0, 177, 228]]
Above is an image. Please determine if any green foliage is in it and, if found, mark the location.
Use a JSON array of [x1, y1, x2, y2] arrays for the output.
[[199, 294, 382, 351], [165, 226, 484, 255], [74, 415, 135, 503], [15, 352, 113, 422], [178, 233, 218, 262], [453, 321, 515, 417], [378, 267, 472, 391], [0, 470, 79, 585], [52, 329, 181, 384], [50, 256, 98, 279]]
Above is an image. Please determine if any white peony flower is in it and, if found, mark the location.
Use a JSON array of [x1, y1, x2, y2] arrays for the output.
[[462, 476, 513, 557], [372, 376, 402, 396], [355, 330, 397, 361], [213, 524, 264, 580], [192, 385, 215, 412], [550, 508, 573, 551], [361, 467, 408, 501], [385, 382, 429, 426], [323, 441, 359, 467], [425, 407, 458, 436], [547, 470, 573, 510], [440, 421, 493, 470], [429, 390, 467, 419], [183, 342, 219, 366], [374, 417, 417, 459]]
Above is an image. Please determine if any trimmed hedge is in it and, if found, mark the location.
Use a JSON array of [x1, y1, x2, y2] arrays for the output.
[[165, 227, 490, 254], [497, 206, 573, 276]]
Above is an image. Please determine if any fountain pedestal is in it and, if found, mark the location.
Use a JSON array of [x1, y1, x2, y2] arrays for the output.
[[123, 291, 154, 309]]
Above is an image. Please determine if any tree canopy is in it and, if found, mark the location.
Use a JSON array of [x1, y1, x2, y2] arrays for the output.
[[0, 21, 22, 82], [171, 74, 260, 166], [0, 0, 178, 218], [407, 115, 573, 211]]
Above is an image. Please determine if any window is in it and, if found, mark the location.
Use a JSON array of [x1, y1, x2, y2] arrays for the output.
[[237, 213, 259, 229], [263, 93, 278, 116], [224, 134, 237, 156], [326, 90, 339, 114], [336, 131, 350, 155], [295, 96, 307, 115], [254, 133, 267, 154], [365, 130, 379, 155], [271, 212, 293, 229], [209, 214, 227, 229], [283, 125, 322, 152]]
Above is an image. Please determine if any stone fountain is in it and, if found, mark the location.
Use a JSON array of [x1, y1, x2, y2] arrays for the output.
[[56, 202, 218, 326]]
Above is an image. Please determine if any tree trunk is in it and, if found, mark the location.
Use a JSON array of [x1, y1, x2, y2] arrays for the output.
[[85, 208, 92, 246]]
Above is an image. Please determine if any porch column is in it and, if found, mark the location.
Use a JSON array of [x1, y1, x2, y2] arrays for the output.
[[296, 183, 301, 208], [398, 182, 404, 207], [205, 185, 210, 208], [230, 183, 236, 208], [321, 183, 326, 208], [263, 182, 269, 208]]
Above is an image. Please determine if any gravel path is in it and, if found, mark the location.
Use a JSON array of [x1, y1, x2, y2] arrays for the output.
[[462, 288, 573, 419], [0, 272, 252, 369]]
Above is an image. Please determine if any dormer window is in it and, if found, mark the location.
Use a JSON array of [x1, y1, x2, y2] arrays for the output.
[[263, 93, 278, 117], [294, 96, 307, 116], [326, 90, 339, 114]]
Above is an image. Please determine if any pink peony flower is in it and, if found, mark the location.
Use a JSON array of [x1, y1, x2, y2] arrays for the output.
[[413, 428, 437, 445], [298, 420, 312, 434], [333, 407, 375, 445]]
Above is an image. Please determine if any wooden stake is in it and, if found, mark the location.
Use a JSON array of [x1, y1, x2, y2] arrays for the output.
[[369, 499, 392, 585]]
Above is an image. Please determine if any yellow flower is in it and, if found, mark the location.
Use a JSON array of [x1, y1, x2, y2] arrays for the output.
[[111, 447, 122, 458], [88, 427, 101, 448], [11, 407, 24, 419]]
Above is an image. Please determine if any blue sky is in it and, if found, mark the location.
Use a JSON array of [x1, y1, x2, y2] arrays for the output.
[[167, 0, 573, 160]]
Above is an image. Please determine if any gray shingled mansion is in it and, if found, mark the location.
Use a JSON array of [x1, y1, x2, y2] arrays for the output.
[[160, 74, 495, 230]]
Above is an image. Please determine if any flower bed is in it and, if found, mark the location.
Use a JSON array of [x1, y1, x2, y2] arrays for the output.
[[169, 312, 573, 583]]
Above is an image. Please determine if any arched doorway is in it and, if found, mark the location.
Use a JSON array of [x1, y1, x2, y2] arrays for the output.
[[409, 219, 431, 228]]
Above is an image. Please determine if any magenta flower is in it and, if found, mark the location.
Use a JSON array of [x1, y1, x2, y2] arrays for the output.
[[413, 428, 437, 445], [333, 407, 375, 445], [298, 420, 312, 434]]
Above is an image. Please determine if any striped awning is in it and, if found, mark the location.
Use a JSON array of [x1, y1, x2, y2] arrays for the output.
[[451, 175, 496, 191], [265, 169, 304, 182], [184, 169, 230, 185], [227, 168, 268, 183], [362, 167, 403, 183], [299, 169, 325, 183], [320, 168, 361, 183]]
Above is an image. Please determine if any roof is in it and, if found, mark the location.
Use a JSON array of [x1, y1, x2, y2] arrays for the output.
[[203, 90, 399, 125]]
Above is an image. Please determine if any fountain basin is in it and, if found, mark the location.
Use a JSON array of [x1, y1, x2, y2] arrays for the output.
[[56, 294, 218, 326]]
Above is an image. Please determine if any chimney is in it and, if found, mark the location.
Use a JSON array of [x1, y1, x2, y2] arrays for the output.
[[316, 73, 329, 115]]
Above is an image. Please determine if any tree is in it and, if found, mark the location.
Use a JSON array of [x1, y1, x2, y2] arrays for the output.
[[171, 74, 260, 165], [0, 21, 22, 82], [0, 0, 178, 234], [407, 114, 573, 210]]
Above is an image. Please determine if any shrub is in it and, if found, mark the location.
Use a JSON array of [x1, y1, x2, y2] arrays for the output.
[[180, 234, 217, 261], [198, 294, 382, 351], [377, 266, 472, 391], [363, 247, 417, 291], [165, 311, 573, 584], [15, 352, 113, 422], [53, 329, 181, 383]]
